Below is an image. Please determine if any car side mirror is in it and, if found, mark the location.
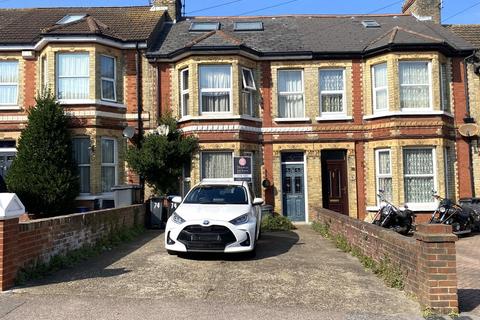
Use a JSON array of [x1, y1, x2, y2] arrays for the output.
[[171, 196, 182, 204], [253, 198, 264, 206]]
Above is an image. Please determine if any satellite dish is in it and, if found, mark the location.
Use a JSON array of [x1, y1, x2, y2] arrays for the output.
[[122, 126, 135, 139], [458, 123, 479, 137]]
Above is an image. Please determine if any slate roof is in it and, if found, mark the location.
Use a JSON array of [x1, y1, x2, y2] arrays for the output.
[[149, 15, 474, 58], [0, 6, 165, 45], [445, 24, 480, 49]]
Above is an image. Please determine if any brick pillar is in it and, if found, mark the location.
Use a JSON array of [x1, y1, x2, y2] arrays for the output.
[[0, 217, 19, 291], [415, 224, 458, 314]]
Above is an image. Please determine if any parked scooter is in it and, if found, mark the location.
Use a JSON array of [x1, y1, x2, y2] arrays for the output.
[[430, 192, 480, 235], [372, 190, 415, 235]]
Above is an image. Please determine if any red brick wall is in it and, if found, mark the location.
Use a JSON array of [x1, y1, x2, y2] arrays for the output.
[[23, 60, 37, 109], [158, 64, 172, 116], [124, 50, 139, 114], [314, 207, 458, 314]]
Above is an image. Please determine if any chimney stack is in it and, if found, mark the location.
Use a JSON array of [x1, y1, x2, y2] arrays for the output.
[[151, 0, 182, 23], [402, 0, 442, 24]]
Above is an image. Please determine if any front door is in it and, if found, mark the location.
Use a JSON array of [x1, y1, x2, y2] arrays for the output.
[[322, 151, 349, 215], [282, 163, 305, 221]]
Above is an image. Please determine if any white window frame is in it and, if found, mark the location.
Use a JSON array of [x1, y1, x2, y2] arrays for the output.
[[101, 137, 118, 194], [100, 55, 117, 102], [319, 68, 346, 118], [56, 52, 90, 101], [41, 56, 48, 93], [372, 63, 389, 113], [180, 68, 189, 117], [73, 137, 91, 195], [403, 147, 437, 209], [241, 67, 256, 116], [0, 60, 19, 107], [375, 149, 392, 205], [199, 64, 232, 115], [278, 69, 305, 119], [440, 63, 451, 112], [399, 61, 433, 111], [200, 151, 234, 182]]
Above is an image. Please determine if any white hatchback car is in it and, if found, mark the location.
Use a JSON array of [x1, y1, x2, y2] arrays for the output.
[[165, 181, 264, 255]]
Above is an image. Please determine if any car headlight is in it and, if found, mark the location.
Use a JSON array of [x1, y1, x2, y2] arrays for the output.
[[439, 207, 446, 213], [172, 212, 185, 225], [230, 213, 249, 225]]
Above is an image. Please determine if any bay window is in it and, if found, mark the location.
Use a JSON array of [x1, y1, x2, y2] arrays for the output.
[[57, 53, 89, 100], [41, 56, 48, 93], [440, 63, 451, 112], [319, 69, 345, 115], [241, 68, 256, 116], [278, 70, 304, 118], [72, 138, 90, 194], [101, 138, 117, 193], [180, 68, 189, 116], [101, 55, 116, 101], [372, 63, 388, 112], [375, 149, 392, 203], [399, 61, 431, 110], [403, 148, 435, 204], [0, 61, 19, 106], [199, 65, 231, 113], [201, 151, 233, 180]]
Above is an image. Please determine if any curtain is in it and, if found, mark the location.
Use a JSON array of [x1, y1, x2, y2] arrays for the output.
[[200, 65, 231, 112], [440, 64, 450, 112], [0, 61, 18, 105], [201, 152, 232, 179], [377, 150, 392, 201], [101, 139, 116, 192], [57, 53, 89, 100], [278, 70, 304, 118], [72, 138, 90, 193], [404, 149, 434, 203], [400, 62, 429, 109], [102, 139, 115, 164], [320, 70, 344, 113], [101, 167, 116, 192], [373, 64, 388, 111]]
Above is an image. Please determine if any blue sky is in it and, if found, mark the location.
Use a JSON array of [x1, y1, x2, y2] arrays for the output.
[[1, 0, 479, 24]]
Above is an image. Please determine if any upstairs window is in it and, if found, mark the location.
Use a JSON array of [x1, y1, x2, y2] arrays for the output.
[[199, 65, 232, 113], [101, 55, 116, 102], [41, 56, 48, 93], [372, 63, 388, 112], [72, 138, 90, 194], [399, 61, 431, 110], [180, 68, 189, 117], [57, 53, 89, 100], [319, 69, 345, 115], [241, 68, 256, 116], [440, 63, 451, 112], [0, 61, 19, 106], [278, 70, 304, 118]]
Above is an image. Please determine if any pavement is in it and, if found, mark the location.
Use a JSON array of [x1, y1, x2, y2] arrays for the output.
[[0, 226, 426, 320], [457, 231, 480, 317]]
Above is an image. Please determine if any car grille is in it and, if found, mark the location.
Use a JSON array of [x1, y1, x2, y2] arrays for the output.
[[177, 225, 237, 251]]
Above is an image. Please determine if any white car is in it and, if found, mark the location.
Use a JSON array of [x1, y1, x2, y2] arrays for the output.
[[165, 181, 264, 255]]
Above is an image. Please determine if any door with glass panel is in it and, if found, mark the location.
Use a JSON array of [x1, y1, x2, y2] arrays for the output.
[[281, 152, 305, 222]]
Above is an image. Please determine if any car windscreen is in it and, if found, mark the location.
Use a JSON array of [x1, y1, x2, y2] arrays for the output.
[[183, 185, 248, 205]]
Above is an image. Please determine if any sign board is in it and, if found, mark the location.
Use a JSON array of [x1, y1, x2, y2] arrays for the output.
[[233, 156, 252, 182]]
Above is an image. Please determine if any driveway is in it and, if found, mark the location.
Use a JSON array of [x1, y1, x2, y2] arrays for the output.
[[457, 232, 480, 316], [0, 226, 422, 319]]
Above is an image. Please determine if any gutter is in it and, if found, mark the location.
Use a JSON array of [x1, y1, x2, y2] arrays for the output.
[[135, 42, 145, 202]]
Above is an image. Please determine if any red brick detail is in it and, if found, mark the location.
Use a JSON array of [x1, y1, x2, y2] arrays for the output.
[[124, 50, 138, 114], [355, 142, 366, 220], [260, 62, 272, 127], [23, 60, 37, 109], [352, 59, 363, 125], [158, 64, 172, 116], [0, 218, 19, 291]]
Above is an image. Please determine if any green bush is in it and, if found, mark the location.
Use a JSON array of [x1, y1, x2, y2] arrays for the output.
[[261, 214, 295, 231], [6, 93, 79, 216]]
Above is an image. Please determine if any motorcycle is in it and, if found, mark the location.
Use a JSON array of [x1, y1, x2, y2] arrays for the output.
[[430, 192, 479, 235], [372, 190, 415, 235]]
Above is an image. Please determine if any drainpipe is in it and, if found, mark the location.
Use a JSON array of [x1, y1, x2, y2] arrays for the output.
[[135, 42, 145, 202]]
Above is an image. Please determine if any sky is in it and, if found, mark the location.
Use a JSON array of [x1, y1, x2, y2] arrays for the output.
[[1, 0, 479, 24]]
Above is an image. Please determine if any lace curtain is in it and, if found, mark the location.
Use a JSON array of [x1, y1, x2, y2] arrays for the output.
[[400, 62, 430, 109], [201, 152, 232, 180], [377, 150, 392, 201], [278, 70, 304, 118], [200, 65, 231, 112], [0, 61, 18, 105], [404, 148, 434, 203], [373, 64, 388, 111], [57, 53, 89, 100], [73, 138, 90, 193], [320, 69, 344, 113], [101, 139, 116, 192]]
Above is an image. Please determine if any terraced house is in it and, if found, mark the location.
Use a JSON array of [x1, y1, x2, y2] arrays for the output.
[[0, 0, 478, 222]]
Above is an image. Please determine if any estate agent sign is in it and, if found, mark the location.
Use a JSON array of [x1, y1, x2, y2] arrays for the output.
[[233, 156, 252, 182]]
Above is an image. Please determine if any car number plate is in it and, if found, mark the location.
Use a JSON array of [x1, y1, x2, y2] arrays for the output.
[[191, 234, 220, 241]]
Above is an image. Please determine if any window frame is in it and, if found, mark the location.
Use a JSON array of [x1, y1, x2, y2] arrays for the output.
[[403, 147, 437, 207], [241, 67, 256, 116], [375, 149, 392, 205], [180, 68, 189, 117], [399, 61, 433, 111], [100, 54, 117, 102], [277, 69, 305, 119], [56, 52, 90, 101], [319, 68, 346, 117], [101, 137, 118, 194], [199, 64, 233, 115], [0, 60, 19, 107], [72, 137, 91, 195], [41, 56, 48, 93], [200, 150, 234, 181], [372, 63, 389, 113]]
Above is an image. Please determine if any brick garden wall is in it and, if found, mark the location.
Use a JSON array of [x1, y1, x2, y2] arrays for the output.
[[0, 204, 145, 290], [314, 207, 458, 314]]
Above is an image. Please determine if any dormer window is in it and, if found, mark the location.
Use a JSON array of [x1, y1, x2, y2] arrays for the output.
[[57, 14, 86, 25], [190, 22, 220, 32]]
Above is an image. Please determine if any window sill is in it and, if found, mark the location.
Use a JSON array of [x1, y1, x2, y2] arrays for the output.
[[316, 115, 352, 121], [274, 117, 310, 123], [178, 115, 262, 123], [58, 99, 126, 108], [0, 106, 21, 111], [364, 110, 453, 120]]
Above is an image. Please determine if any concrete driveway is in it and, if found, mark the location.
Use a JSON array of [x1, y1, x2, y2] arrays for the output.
[[0, 226, 422, 319]]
